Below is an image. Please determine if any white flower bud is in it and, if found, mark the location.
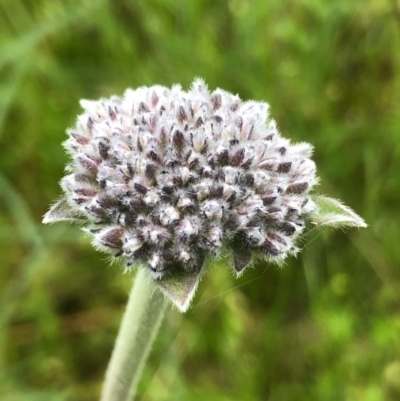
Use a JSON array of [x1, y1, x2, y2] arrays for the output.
[[202, 200, 223, 221], [123, 235, 144, 254], [160, 206, 180, 226]]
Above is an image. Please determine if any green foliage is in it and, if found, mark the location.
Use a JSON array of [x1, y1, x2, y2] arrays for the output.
[[0, 0, 399, 400]]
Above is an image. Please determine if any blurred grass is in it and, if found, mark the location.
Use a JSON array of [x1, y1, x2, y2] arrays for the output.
[[0, 0, 399, 400]]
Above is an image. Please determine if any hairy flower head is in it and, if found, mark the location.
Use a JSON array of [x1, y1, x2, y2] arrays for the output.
[[44, 79, 364, 310]]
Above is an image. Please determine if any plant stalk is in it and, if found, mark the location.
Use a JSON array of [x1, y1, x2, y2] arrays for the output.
[[100, 269, 168, 401]]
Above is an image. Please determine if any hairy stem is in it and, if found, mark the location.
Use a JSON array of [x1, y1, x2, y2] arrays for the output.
[[100, 269, 168, 401]]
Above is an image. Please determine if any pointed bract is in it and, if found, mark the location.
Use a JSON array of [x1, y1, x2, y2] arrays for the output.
[[309, 195, 367, 229], [43, 199, 83, 224], [233, 252, 252, 274], [154, 268, 203, 312]]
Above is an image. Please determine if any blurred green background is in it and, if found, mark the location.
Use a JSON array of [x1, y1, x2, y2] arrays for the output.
[[1, 0, 399, 400]]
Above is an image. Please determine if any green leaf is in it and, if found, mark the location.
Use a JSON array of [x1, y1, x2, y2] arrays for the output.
[[42, 198, 84, 224], [153, 268, 203, 312], [309, 195, 367, 229]]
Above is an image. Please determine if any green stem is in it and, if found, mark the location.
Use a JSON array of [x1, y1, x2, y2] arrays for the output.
[[100, 269, 168, 401]]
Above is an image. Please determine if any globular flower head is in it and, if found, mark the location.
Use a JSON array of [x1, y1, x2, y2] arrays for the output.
[[44, 79, 364, 311]]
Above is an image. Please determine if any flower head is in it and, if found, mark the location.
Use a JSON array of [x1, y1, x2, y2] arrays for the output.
[[44, 79, 364, 311]]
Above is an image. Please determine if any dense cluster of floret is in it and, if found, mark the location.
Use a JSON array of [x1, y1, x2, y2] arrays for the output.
[[52, 79, 317, 277]]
